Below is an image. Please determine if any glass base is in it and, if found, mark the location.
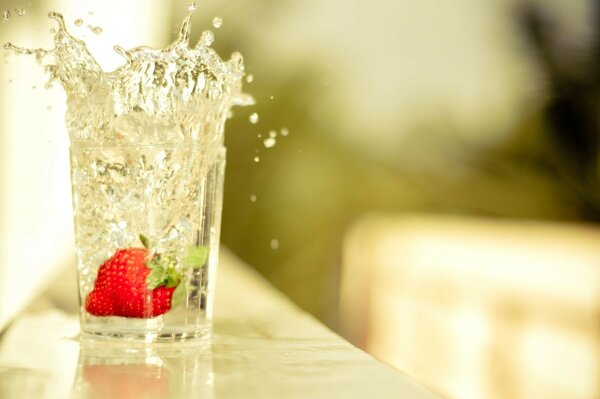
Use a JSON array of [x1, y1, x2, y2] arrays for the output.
[[80, 316, 212, 344]]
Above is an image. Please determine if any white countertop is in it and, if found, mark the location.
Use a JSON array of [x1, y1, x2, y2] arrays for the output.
[[0, 249, 439, 399]]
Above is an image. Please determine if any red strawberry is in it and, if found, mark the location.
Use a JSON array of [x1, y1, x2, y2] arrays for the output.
[[85, 247, 176, 318], [85, 289, 113, 316]]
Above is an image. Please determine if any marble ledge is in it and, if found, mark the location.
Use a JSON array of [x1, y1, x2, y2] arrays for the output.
[[0, 249, 439, 399]]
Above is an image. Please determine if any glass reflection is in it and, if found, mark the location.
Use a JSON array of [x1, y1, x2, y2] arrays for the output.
[[72, 340, 214, 398]]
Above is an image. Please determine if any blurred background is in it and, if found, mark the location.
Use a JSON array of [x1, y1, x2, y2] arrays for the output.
[[0, 0, 598, 398]]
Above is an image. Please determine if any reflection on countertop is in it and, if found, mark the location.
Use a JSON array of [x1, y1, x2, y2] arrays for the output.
[[0, 250, 439, 399]]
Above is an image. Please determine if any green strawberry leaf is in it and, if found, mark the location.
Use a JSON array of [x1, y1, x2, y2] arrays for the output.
[[165, 267, 181, 288], [146, 252, 182, 290], [139, 234, 152, 249], [142, 234, 203, 293], [184, 246, 208, 270], [171, 282, 186, 308], [146, 264, 167, 289]]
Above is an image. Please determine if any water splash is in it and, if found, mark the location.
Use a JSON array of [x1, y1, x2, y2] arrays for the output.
[[4, 9, 253, 149]]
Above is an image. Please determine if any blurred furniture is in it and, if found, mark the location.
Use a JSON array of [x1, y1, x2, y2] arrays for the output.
[[340, 215, 600, 399], [0, 248, 438, 399]]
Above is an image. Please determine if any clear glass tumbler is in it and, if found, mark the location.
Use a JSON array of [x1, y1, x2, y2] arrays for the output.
[[70, 142, 225, 342]]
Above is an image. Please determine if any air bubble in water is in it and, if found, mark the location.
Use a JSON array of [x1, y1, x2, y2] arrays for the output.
[[253, 156, 260, 163], [250, 194, 257, 202], [14, 7, 25, 17], [74, 18, 83, 26], [246, 74, 254, 83], [2, 10, 11, 23], [212, 17, 223, 29], [263, 137, 276, 148], [270, 239, 279, 250], [280, 128, 289, 136], [269, 130, 277, 138], [249, 112, 259, 124]]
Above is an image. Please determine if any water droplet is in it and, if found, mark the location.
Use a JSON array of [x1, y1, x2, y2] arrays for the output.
[[117, 220, 127, 229], [249, 112, 259, 124], [199, 30, 214, 47], [2, 10, 11, 23], [250, 194, 257, 202], [270, 239, 279, 250], [188, 2, 197, 12], [269, 130, 277, 138], [245, 74, 254, 83], [280, 128, 289, 136], [253, 156, 260, 163], [74, 18, 83, 27], [88, 25, 103, 34], [14, 7, 25, 17], [212, 17, 223, 29], [263, 137, 276, 148]]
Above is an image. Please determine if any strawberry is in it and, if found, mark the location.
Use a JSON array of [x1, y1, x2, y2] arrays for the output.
[[85, 289, 114, 316], [85, 234, 208, 318], [85, 247, 175, 318]]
